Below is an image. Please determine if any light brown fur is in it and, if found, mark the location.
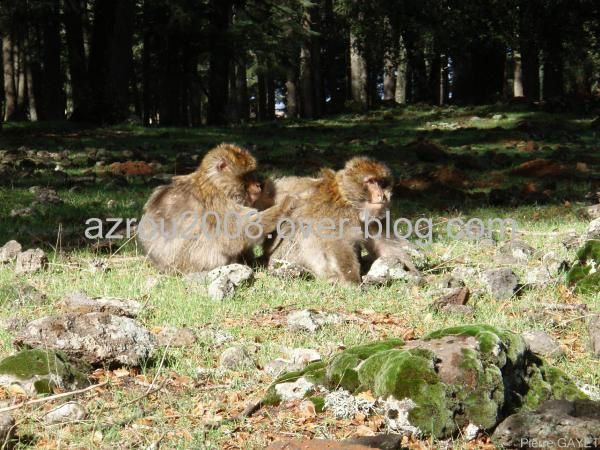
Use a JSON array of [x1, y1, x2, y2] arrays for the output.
[[138, 143, 295, 273], [264, 157, 395, 284]]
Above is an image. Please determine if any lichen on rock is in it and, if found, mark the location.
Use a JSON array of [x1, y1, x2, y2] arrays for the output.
[[566, 240, 600, 294], [263, 325, 586, 439]]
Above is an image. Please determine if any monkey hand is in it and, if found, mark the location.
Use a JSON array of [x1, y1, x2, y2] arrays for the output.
[[280, 194, 299, 214]]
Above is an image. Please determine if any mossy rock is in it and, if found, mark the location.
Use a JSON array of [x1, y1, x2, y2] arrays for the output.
[[0, 349, 89, 395], [566, 240, 600, 294], [264, 325, 585, 439]]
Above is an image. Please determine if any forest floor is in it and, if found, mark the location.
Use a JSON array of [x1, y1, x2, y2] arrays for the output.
[[0, 104, 599, 449]]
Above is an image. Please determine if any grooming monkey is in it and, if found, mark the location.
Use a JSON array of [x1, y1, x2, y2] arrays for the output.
[[264, 157, 401, 283], [138, 143, 295, 272]]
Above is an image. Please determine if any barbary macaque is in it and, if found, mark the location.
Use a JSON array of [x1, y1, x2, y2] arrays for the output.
[[264, 157, 400, 283], [137, 143, 295, 272]]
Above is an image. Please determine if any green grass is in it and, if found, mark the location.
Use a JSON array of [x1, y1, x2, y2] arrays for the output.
[[0, 104, 599, 448]]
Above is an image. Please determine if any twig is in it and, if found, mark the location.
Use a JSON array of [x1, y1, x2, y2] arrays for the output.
[[559, 313, 598, 326], [0, 382, 108, 414]]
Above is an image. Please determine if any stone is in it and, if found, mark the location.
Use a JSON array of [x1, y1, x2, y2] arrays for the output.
[[267, 439, 370, 450], [566, 240, 600, 294], [439, 304, 475, 316], [522, 331, 564, 357], [186, 264, 254, 301], [0, 412, 15, 446], [44, 402, 87, 424], [15, 249, 48, 274], [265, 325, 586, 439], [287, 310, 342, 333], [363, 256, 421, 286], [481, 268, 519, 299], [496, 240, 536, 264], [15, 313, 156, 366], [219, 346, 255, 370], [493, 400, 600, 449], [275, 377, 314, 402], [9, 207, 34, 218], [431, 287, 470, 311], [155, 327, 196, 347], [586, 218, 600, 241], [59, 292, 142, 317], [562, 231, 582, 250], [579, 204, 600, 221], [0, 349, 88, 395], [588, 315, 600, 358], [286, 348, 321, 367], [268, 259, 312, 279], [324, 389, 376, 419], [264, 358, 293, 377], [0, 240, 22, 263], [382, 397, 420, 436]]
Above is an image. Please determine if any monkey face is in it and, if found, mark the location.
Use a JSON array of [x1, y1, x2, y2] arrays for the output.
[[363, 176, 392, 218], [243, 172, 263, 206]]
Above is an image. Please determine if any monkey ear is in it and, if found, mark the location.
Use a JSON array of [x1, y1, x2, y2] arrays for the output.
[[216, 159, 228, 171]]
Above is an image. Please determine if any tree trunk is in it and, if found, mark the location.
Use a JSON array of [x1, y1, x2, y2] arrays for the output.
[[513, 51, 524, 97], [3, 35, 16, 120], [394, 36, 407, 104], [41, 0, 65, 120], [299, 44, 314, 118], [64, 0, 90, 119], [286, 66, 298, 118], [207, 0, 232, 125], [236, 52, 249, 122], [257, 70, 267, 121], [349, 30, 367, 110], [266, 75, 275, 120], [383, 50, 395, 101], [25, 43, 38, 121], [310, 2, 323, 117]]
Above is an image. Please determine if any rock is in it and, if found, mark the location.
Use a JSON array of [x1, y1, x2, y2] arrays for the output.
[[438, 275, 465, 289], [267, 259, 312, 279], [155, 327, 196, 347], [496, 240, 536, 264], [264, 358, 294, 377], [286, 348, 321, 367], [219, 346, 255, 370], [59, 292, 142, 317], [562, 231, 582, 250], [265, 325, 586, 439], [524, 254, 563, 287], [493, 400, 600, 449], [186, 264, 253, 301], [431, 287, 470, 311], [588, 315, 600, 358], [287, 310, 342, 333], [267, 439, 371, 450], [0, 317, 26, 332], [32, 187, 61, 204], [10, 207, 34, 218], [0, 240, 22, 263], [439, 304, 475, 316], [363, 256, 421, 285], [481, 268, 519, 299], [11, 282, 47, 306], [44, 402, 87, 424], [15, 249, 48, 274], [275, 377, 314, 402], [522, 331, 563, 357], [492, 114, 506, 120], [579, 204, 600, 221], [577, 382, 600, 401], [586, 218, 600, 240], [381, 397, 420, 436], [463, 423, 480, 441], [0, 412, 15, 446], [15, 313, 156, 366], [0, 349, 88, 395]]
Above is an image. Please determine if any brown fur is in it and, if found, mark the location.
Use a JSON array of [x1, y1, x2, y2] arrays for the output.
[[264, 157, 394, 284], [138, 143, 295, 273]]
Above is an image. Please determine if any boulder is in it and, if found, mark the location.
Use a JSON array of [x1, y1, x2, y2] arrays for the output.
[[0, 349, 88, 395], [15, 313, 156, 366], [481, 268, 519, 299], [363, 256, 421, 286], [493, 400, 600, 449], [219, 346, 255, 370], [586, 218, 600, 241], [155, 327, 197, 347], [267, 259, 312, 279], [522, 331, 564, 357], [15, 249, 48, 274], [264, 325, 586, 439], [0, 240, 22, 264], [588, 315, 600, 358], [287, 310, 342, 333], [186, 264, 253, 301], [44, 402, 87, 424], [59, 292, 142, 317]]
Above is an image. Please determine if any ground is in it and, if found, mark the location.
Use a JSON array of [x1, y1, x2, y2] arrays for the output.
[[0, 104, 598, 449]]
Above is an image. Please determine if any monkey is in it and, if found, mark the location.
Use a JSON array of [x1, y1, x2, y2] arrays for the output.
[[137, 143, 296, 273], [263, 157, 399, 284]]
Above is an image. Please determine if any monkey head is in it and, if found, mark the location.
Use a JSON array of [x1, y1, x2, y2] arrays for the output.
[[197, 143, 258, 204], [337, 157, 393, 220]]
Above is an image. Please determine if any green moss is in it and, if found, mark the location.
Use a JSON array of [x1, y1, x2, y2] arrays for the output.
[[566, 240, 600, 293], [522, 362, 587, 410], [308, 396, 325, 412], [327, 352, 361, 392], [0, 349, 89, 394]]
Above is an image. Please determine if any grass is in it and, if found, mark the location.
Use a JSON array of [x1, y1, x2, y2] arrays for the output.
[[0, 103, 599, 448]]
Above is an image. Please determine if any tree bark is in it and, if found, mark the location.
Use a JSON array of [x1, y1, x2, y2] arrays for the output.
[[207, 0, 232, 125], [383, 50, 395, 101], [299, 44, 314, 118], [266, 75, 275, 120], [349, 30, 367, 110], [310, 2, 323, 117], [285, 66, 298, 118], [394, 36, 407, 104], [257, 70, 267, 121], [64, 0, 90, 119], [236, 52, 249, 122], [513, 51, 524, 97], [3, 35, 16, 120], [41, 0, 65, 120]]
